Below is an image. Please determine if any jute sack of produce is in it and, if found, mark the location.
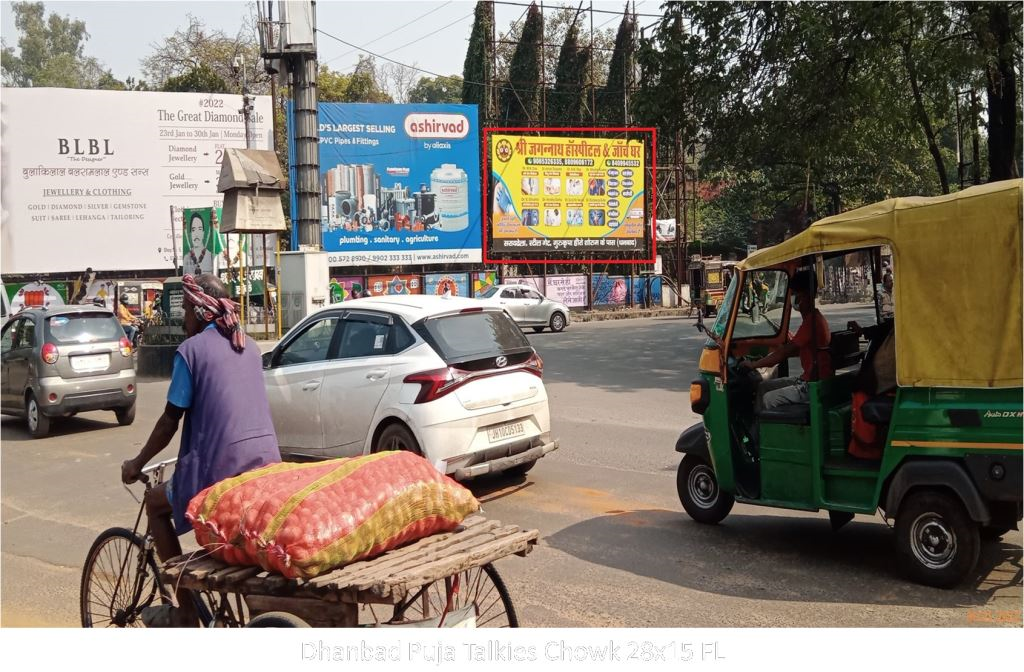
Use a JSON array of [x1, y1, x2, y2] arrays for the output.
[[240, 451, 480, 579], [186, 460, 342, 566]]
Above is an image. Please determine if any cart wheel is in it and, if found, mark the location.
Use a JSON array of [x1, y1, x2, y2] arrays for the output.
[[677, 455, 734, 524], [246, 611, 311, 627], [80, 527, 166, 627], [895, 490, 979, 588], [390, 563, 519, 627]]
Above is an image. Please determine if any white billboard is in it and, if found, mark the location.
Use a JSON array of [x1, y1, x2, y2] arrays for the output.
[[0, 88, 273, 275]]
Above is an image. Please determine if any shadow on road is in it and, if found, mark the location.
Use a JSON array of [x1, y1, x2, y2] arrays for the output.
[[0, 413, 121, 443], [545, 508, 1021, 609]]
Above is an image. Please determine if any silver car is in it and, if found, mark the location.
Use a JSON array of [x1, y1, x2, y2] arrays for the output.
[[479, 284, 570, 333], [1, 306, 137, 437]]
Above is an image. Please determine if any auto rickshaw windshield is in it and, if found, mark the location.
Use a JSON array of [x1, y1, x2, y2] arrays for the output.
[[707, 274, 738, 344]]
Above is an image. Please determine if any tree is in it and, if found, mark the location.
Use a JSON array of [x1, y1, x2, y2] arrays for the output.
[[598, 7, 636, 125], [1, 1, 118, 88], [549, 16, 590, 125], [141, 11, 268, 94], [500, 2, 543, 126], [962, 2, 1022, 180], [409, 75, 463, 104], [317, 59, 393, 103], [162, 64, 229, 93], [379, 62, 419, 104], [462, 1, 494, 119]]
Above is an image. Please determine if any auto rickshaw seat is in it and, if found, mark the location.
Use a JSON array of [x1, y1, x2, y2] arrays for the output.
[[861, 395, 895, 425], [759, 402, 811, 425]]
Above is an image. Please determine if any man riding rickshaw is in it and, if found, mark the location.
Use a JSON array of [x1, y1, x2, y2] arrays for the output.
[[675, 180, 1023, 588]]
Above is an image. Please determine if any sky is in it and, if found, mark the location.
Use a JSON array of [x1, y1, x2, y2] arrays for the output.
[[1, 0, 659, 85]]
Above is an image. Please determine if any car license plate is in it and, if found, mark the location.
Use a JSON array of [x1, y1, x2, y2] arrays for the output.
[[487, 421, 525, 443], [71, 353, 109, 372]]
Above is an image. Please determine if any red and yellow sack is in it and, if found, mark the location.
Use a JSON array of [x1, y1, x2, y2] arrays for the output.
[[240, 451, 480, 579], [186, 461, 340, 565]]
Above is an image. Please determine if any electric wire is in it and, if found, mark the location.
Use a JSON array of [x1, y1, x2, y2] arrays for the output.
[[320, 1, 455, 66]]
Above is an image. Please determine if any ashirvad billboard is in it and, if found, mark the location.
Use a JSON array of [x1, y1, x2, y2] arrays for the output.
[[290, 103, 482, 267]]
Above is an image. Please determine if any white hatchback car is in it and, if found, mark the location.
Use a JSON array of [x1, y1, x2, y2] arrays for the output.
[[262, 295, 558, 479]]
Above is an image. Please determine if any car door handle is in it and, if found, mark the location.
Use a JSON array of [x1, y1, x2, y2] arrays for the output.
[[366, 369, 388, 381], [301, 380, 321, 391]]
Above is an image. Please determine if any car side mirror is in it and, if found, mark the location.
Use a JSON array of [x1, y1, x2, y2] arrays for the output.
[[262, 350, 274, 369]]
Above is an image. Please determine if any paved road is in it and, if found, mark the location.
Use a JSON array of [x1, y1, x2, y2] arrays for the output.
[[2, 305, 1020, 627]]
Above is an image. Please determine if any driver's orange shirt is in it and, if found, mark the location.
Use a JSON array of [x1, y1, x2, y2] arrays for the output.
[[792, 309, 833, 381]]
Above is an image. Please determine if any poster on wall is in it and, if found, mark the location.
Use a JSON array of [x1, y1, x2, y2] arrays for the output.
[[5, 281, 67, 312], [592, 274, 629, 305], [182, 208, 223, 275], [630, 276, 663, 305], [294, 103, 482, 267], [365, 274, 422, 297], [472, 271, 498, 297], [545, 275, 588, 307], [329, 276, 366, 302], [1, 88, 272, 275], [423, 273, 470, 297], [488, 132, 650, 260]]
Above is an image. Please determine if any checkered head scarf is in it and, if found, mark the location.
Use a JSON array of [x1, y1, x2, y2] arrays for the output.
[[182, 274, 245, 352]]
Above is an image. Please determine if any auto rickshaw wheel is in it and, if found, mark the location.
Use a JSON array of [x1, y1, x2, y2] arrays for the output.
[[677, 455, 734, 525], [895, 490, 979, 588]]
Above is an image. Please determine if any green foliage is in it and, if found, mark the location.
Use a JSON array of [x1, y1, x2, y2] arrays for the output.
[[462, 1, 494, 118], [598, 8, 636, 125], [636, 1, 1021, 250], [409, 75, 463, 104], [500, 2, 543, 126], [1, 1, 118, 88], [318, 57, 393, 103], [549, 20, 591, 125], [161, 64, 229, 93]]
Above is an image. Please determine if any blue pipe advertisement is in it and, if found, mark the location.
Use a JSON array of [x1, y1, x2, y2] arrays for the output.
[[288, 103, 482, 267]]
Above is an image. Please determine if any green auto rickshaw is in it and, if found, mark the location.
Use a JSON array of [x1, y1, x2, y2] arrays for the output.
[[675, 180, 1023, 587]]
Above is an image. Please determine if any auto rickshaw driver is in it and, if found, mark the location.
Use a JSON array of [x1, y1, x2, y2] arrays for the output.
[[739, 270, 833, 411]]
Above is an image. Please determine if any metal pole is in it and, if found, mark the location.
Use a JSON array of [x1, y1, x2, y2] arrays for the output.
[[169, 206, 180, 272], [275, 237, 283, 339], [674, 132, 682, 308], [262, 234, 269, 339], [292, 2, 322, 248]]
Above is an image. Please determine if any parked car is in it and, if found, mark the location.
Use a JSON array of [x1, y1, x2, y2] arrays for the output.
[[477, 284, 570, 333], [0, 306, 137, 438], [262, 295, 559, 478]]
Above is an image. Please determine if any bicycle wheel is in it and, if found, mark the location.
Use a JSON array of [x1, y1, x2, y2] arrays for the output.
[[80, 527, 166, 628], [389, 563, 519, 627]]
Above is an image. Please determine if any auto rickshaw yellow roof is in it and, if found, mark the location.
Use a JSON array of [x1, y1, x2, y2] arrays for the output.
[[739, 179, 1023, 388]]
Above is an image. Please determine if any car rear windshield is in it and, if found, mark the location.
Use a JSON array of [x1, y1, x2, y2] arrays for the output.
[[416, 310, 531, 364], [47, 313, 123, 344]]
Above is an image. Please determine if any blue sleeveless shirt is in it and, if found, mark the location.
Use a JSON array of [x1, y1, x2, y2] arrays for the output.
[[169, 327, 281, 534]]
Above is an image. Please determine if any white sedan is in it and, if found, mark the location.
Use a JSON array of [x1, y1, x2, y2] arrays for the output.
[[477, 284, 570, 333], [262, 295, 558, 479]]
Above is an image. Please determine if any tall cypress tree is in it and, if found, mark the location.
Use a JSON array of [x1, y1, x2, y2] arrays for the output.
[[462, 1, 494, 122], [550, 20, 590, 125], [599, 8, 636, 125], [501, 2, 543, 126]]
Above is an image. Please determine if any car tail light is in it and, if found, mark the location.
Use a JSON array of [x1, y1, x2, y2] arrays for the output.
[[120, 337, 132, 357], [404, 367, 469, 404], [41, 343, 59, 364], [523, 352, 543, 378], [406, 352, 545, 403]]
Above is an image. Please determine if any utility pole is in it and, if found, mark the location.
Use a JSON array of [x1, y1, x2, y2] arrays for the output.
[[674, 131, 682, 308]]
